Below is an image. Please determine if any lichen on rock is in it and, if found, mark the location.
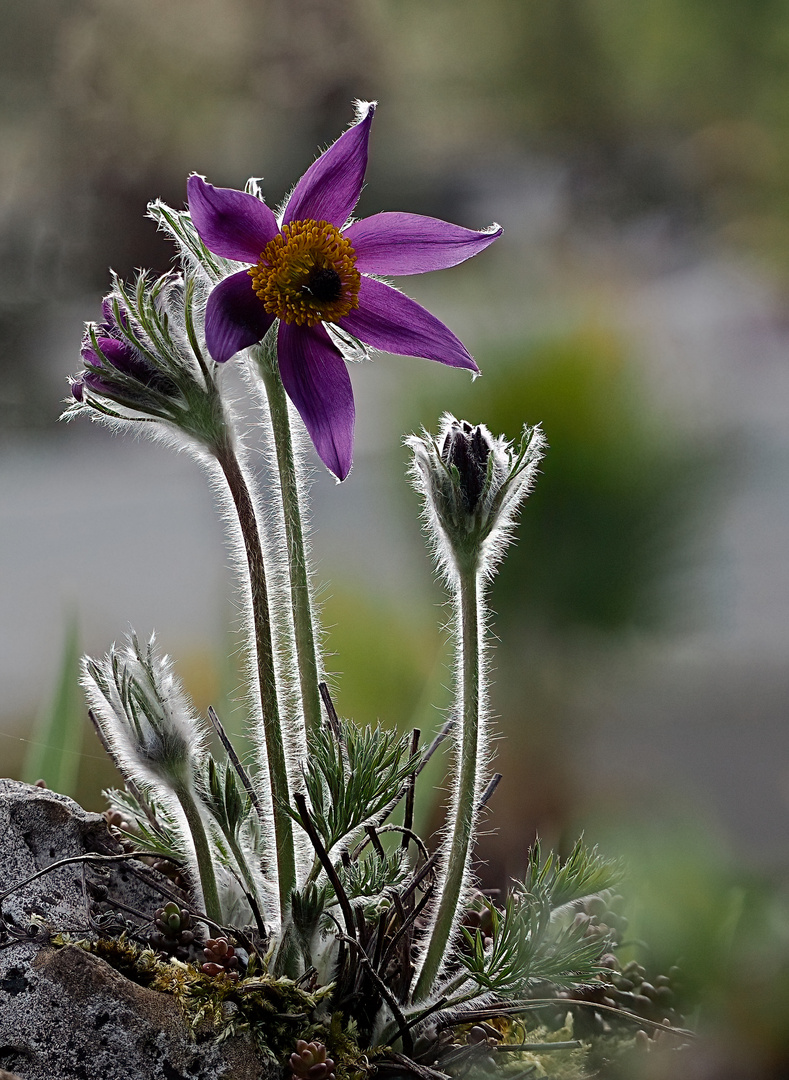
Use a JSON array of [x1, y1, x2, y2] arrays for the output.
[[0, 780, 275, 1080]]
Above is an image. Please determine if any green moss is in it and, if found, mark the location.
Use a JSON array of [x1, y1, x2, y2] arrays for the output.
[[51, 934, 372, 1072], [50, 934, 685, 1077]]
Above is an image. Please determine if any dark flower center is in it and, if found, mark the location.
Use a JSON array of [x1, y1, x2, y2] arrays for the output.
[[305, 266, 343, 303], [249, 220, 360, 327]]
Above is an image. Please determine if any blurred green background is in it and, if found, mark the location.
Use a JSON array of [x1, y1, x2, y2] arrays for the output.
[[3, 1, 789, 1070]]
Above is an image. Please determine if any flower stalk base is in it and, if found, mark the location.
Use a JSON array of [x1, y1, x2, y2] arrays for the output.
[[213, 433, 296, 919], [172, 781, 223, 926], [413, 563, 481, 1001], [254, 332, 324, 744]]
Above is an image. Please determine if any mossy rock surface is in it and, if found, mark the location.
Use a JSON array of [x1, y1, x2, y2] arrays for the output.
[[0, 780, 275, 1080]]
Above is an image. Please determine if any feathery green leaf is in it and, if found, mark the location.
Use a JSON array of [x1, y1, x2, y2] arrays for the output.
[[288, 719, 422, 853]]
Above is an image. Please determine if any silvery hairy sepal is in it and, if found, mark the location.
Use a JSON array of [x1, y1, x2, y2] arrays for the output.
[[65, 269, 227, 450], [82, 633, 205, 791], [408, 414, 547, 578], [84, 634, 224, 924]]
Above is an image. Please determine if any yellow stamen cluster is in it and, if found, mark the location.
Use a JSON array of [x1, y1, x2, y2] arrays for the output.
[[249, 219, 361, 327]]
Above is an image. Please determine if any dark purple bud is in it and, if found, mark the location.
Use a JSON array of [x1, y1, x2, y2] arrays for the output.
[[79, 335, 179, 400], [441, 420, 491, 511], [100, 296, 129, 332]]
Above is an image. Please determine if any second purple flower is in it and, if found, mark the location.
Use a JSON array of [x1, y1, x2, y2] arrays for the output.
[[188, 101, 501, 480]]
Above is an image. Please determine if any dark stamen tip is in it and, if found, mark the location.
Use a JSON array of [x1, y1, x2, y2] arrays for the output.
[[305, 267, 343, 304]]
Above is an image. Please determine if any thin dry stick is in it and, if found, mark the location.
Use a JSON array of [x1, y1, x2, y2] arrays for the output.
[[378, 888, 434, 977], [293, 792, 356, 941], [479, 772, 503, 809], [377, 825, 430, 865], [371, 905, 390, 973], [401, 729, 421, 851], [0, 852, 142, 904], [335, 929, 414, 1057], [207, 706, 267, 827], [351, 719, 455, 861], [399, 776, 501, 907], [318, 681, 342, 739], [364, 824, 387, 861], [437, 1001, 695, 1041], [376, 1053, 450, 1080]]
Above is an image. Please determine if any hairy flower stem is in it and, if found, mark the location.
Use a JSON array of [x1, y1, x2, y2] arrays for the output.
[[172, 781, 223, 926], [413, 563, 481, 1002], [225, 831, 265, 911], [254, 337, 323, 743], [213, 434, 296, 920]]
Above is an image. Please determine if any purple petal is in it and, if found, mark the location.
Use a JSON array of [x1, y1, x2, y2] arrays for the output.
[[344, 213, 502, 275], [81, 337, 142, 378], [277, 321, 355, 480], [83, 337, 180, 396], [283, 102, 376, 229], [187, 176, 279, 262], [80, 342, 104, 368], [94, 337, 140, 374], [80, 371, 114, 397], [205, 270, 275, 363], [339, 277, 479, 372], [99, 297, 128, 332]]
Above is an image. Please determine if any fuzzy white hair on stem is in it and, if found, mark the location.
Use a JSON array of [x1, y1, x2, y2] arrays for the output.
[[407, 415, 546, 1002], [65, 254, 301, 925]]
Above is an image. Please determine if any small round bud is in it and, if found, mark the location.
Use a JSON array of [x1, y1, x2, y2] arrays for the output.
[[408, 414, 546, 580], [289, 1040, 335, 1080]]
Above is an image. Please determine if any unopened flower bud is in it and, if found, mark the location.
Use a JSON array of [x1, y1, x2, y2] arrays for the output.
[[66, 270, 227, 449], [82, 632, 205, 791], [408, 413, 546, 580], [441, 420, 491, 511]]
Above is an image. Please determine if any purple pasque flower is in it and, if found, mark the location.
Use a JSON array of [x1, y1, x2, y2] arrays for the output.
[[72, 296, 178, 407], [187, 101, 501, 480]]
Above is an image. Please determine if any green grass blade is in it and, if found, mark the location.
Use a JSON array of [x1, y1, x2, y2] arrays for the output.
[[21, 616, 85, 795]]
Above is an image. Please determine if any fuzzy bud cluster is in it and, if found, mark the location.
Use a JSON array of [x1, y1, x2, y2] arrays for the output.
[[408, 414, 546, 580], [66, 271, 227, 449], [83, 632, 205, 792]]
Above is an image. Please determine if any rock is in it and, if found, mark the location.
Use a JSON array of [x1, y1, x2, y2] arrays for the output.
[[0, 778, 159, 935], [0, 780, 274, 1079]]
